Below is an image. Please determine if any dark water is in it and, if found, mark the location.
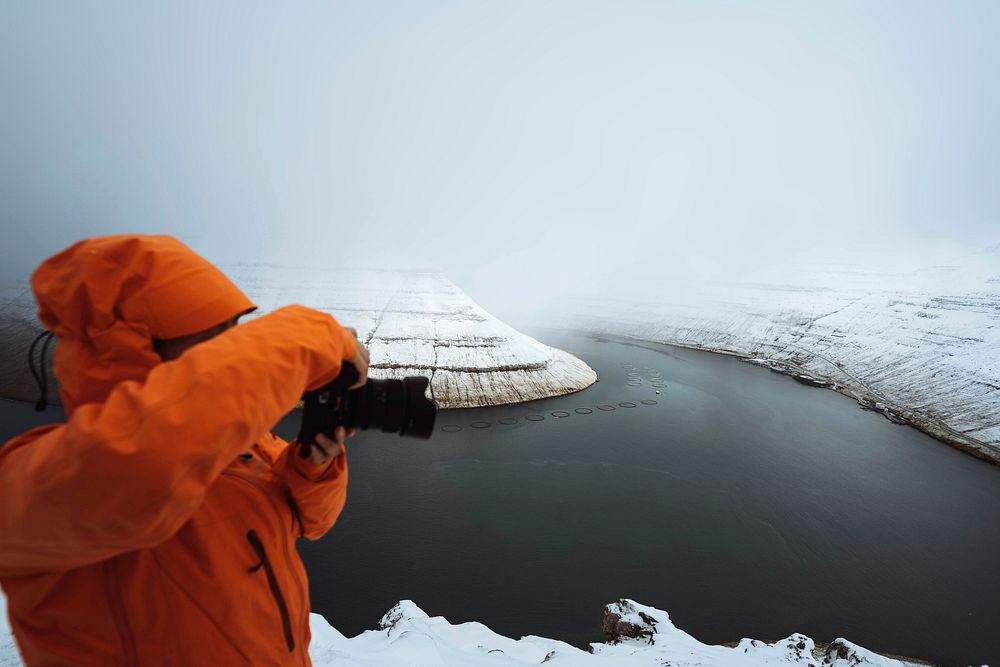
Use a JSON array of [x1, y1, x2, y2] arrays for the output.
[[3, 330, 999, 665]]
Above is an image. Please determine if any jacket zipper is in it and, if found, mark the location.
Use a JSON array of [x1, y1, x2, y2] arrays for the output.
[[246, 529, 295, 652], [222, 470, 309, 626], [103, 560, 140, 666], [222, 469, 310, 663]]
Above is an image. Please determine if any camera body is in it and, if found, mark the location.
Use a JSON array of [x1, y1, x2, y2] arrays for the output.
[[297, 363, 436, 457]]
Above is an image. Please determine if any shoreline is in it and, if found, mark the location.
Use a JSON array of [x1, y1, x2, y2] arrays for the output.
[[523, 326, 1000, 468]]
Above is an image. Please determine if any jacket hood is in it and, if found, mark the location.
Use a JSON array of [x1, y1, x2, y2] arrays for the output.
[[31, 235, 257, 414]]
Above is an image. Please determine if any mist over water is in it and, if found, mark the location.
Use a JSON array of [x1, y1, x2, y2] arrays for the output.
[[2, 6, 1000, 665], [3, 1, 999, 322]]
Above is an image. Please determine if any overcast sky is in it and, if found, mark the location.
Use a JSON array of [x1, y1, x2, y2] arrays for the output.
[[2, 1, 998, 318]]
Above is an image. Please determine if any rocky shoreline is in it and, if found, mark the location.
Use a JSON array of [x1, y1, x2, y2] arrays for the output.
[[530, 257, 1000, 468], [583, 329, 999, 467], [740, 352, 998, 466]]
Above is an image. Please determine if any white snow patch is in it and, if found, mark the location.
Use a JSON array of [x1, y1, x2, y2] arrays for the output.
[[303, 598, 933, 667], [527, 253, 1000, 462], [0, 591, 965, 666], [0, 594, 22, 667]]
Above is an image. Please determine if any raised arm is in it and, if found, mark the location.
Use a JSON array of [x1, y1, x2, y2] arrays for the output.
[[0, 305, 356, 576], [272, 434, 350, 540]]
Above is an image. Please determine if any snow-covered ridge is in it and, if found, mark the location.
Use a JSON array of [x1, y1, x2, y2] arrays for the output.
[[307, 598, 934, 666], [0, 265, 596, 409], [530, 251, 1000, 464], [0, 595, 940, 666]]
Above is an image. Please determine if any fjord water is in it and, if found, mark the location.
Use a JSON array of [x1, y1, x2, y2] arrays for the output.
[[291, 330, 1000, 666], [2, 330, 998, 664]]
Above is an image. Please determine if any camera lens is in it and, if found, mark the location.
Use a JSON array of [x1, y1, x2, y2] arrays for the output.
[[401, 377, 435, 439], [349, 377, 435, 439]]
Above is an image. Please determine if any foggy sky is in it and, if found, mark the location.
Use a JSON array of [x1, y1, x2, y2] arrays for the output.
[[2, 1, 998, 321]]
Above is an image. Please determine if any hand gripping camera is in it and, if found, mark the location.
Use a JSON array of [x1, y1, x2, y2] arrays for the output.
[[297, 363, 436, 458]]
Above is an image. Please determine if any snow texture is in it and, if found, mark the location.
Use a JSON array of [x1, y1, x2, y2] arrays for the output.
[[527, 250, 1000, 464], [0, 593, 941, 666], [0, 596, 18, 667], [0, 265, 596, 409]]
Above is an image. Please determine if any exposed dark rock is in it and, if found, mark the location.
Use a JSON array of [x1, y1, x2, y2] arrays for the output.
[[602, 601, 656, 645]]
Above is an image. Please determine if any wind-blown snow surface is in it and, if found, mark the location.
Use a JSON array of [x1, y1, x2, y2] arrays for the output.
[[526, 251, 1000, 464], [0, 265, 596, 409], [0, 593, 932, 667]]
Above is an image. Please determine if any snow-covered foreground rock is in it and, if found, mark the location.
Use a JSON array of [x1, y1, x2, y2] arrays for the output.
[[0, 593, 936, 667], [529, 249, 1000, 464], [308, 599, 930, 667], [0, 265, 596, 409]]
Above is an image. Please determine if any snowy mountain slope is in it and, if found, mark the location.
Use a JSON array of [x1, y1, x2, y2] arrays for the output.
[[0, 593, 934, 667], [0, 265, 596, 409], [530, 251, 1000, 463]]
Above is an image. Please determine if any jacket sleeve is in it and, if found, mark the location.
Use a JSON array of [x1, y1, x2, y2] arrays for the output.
[[272, 438, 348, 541], [0, 305, 357, 577]]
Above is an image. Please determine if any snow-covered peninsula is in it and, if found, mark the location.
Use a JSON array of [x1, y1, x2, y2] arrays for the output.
[[3, 253, 994, 465], [0, 265, 596, 409], [0, 593, 932, 667], [525, 249, 1000, 465]]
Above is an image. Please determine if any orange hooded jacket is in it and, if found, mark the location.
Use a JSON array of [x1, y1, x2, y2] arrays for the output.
[[0, 235, 358, 666]]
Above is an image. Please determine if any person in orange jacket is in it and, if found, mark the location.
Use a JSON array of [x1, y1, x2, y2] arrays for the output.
[[0, 235, 370, 666]]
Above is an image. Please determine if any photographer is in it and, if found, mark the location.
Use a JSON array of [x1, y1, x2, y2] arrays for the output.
[[0, 235, 370, 666]]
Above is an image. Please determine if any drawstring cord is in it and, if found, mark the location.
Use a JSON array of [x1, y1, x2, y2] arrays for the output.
[[28, 330, 55, 412]]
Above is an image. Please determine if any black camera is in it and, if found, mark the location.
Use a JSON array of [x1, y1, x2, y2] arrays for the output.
[[297, 362, 436, 457]]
